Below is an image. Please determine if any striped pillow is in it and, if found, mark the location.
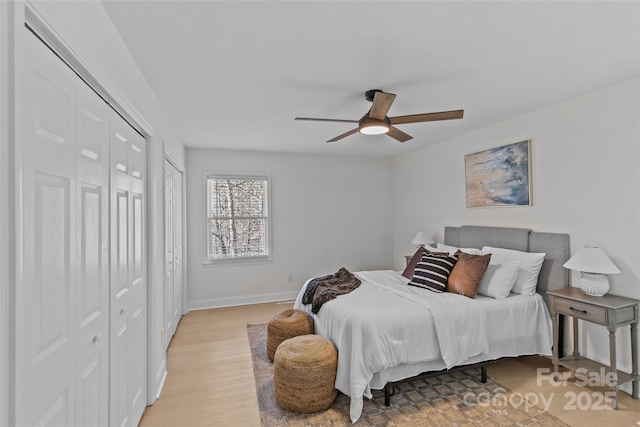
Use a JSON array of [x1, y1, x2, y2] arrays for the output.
[[408, 253, 458, 292]]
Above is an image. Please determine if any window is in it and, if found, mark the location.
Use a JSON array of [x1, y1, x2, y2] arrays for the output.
[[205, 174, 270, 262]]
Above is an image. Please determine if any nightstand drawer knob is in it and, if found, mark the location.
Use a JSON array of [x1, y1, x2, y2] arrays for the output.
[[570, 306, 587, 315]]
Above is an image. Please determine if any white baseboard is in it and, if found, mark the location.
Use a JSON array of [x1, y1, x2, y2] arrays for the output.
[[188, 291, 299, 311], [156, 370, 167, 402], [151, 360, 167, 404]]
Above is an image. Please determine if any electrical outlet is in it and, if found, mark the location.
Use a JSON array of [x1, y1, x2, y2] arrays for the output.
[[288, 274, 294, 283]]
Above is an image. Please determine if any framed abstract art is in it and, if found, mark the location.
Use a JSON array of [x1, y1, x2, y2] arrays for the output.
[[465, 140, 532, 207]]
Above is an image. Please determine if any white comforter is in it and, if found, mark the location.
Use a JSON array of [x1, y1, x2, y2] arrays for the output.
[[293, 270, 490, 422]]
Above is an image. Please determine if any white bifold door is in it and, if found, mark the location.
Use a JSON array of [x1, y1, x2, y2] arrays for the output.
[[14, 28, 146, 427], [164, 159, 183, 347], [109, 111, 147, 427]]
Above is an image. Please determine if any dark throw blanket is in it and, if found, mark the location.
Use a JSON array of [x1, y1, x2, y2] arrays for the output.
[[302, 267, 361, 314]]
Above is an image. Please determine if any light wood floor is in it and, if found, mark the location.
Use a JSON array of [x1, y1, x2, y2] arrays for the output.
[[139, 302, 640, 426]]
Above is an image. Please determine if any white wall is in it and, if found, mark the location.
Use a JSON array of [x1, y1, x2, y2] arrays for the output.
[[391, 78, 640, 392], [0, 2, 11, 424], [186, 149, 393, 309], [8, 0, 186, 406]]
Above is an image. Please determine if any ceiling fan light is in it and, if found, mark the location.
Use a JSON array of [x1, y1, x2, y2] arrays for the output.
[[360, 124, 389, 135], [359, 115, 391, 135]]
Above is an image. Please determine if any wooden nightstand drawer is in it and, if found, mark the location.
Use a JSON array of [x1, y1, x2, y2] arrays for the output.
[[555, 298, 607, 324]]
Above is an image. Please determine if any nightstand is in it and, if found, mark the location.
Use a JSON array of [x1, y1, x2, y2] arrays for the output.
[[548, 287, 639, 409], [405, 244, 438, 266]]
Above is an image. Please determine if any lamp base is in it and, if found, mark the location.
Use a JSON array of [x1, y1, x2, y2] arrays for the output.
[[579, 272, 609, 296]]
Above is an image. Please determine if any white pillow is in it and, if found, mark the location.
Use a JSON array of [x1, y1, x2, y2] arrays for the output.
[[481, 246, 546, 296], [436, 243, 483, 256], [476, 261, 520, 299]]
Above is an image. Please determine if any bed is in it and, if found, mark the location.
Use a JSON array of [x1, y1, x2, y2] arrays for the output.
[[293, 225, 570, 422]]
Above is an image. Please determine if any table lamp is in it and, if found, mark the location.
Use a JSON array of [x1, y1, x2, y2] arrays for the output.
[[411, 231, 430, 248], [562, 246, 620, 296]]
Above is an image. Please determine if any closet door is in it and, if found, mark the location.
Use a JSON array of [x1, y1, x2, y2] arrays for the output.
[[109, 111, 146, 427], [171, 166, 183, 330], [164, 159, 183, 344], [74, 77, 110, 427], [163, 159, 174, 346], [16, 28, 78, 427], [17, 25, 147, 427], [16, 28, 109, 427], [129, 124, 147, 425], [109, 111, 133, 427]]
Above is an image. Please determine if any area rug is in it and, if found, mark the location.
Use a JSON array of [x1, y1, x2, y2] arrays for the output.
[[248, 324, 569, 426]]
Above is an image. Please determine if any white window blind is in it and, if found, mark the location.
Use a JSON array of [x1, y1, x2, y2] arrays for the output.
[[205, 174, 270, 261]]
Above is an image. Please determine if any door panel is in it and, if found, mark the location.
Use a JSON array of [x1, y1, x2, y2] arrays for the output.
[[17, 29, 76, 427], [113, 321, 130, 427], [110, 113, 132, 427], [164, 159, 184, 343], [75, 79, 109, 426], [172, 167, 183, 328], [164, 160, 174, 345], [130, 192, 146, 425], [76, 355, 103, 427], [129, 136, 146, 426], [33, 70, 71, 148], [34, 174, 71, 359], [33, 393, 70, 426], [110, 110, 146, 427]]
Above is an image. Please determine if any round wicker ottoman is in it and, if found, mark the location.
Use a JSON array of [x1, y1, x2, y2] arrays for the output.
[[267, 309, 314, 361], [273, 334, 338, 413]]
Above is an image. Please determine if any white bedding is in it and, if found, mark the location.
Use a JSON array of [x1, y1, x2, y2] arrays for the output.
[[293, 269, 553, 423]]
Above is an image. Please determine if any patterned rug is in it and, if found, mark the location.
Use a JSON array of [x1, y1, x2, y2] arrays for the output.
[[248, 324, 569, 426]]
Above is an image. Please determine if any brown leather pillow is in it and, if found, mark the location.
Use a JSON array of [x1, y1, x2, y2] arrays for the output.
[[446, 250, 492, 298], [402, 247, 448, 279]]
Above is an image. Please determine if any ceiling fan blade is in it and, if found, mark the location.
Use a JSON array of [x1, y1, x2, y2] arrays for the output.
[[327, 128, 359, 143], [368, 92, 396, 120], [390, 109, 464, 125], [295, 117, 359, 123], [386, 126, 413, 143]]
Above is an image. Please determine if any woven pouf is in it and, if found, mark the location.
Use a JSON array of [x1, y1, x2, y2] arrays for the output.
[[273, 334, 338, 413], [266, 309, 314, 361]]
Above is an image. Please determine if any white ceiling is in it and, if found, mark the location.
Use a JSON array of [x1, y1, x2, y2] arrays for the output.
[[101, 1, 640, 157]]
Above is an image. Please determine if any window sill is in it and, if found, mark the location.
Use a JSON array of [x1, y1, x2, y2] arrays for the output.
[[202, 256, 273, 267]]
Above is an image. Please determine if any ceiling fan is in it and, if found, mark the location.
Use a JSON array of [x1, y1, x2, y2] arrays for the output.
[[295, 89, 464, 143]]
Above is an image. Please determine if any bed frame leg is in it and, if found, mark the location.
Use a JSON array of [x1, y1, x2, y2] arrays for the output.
[[384, 383, 391, 406], [481, 366, 487, 383]]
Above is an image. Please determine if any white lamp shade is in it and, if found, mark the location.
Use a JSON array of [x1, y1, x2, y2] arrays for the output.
[[563, 247, 620, 274], [411, 231, 430, 246]]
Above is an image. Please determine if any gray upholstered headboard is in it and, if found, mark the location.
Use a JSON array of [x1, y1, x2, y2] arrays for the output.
[[444, 225, 570, 309]]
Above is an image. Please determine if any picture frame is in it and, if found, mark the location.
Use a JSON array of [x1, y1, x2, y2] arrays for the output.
[[465, 140, 532, 208]]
